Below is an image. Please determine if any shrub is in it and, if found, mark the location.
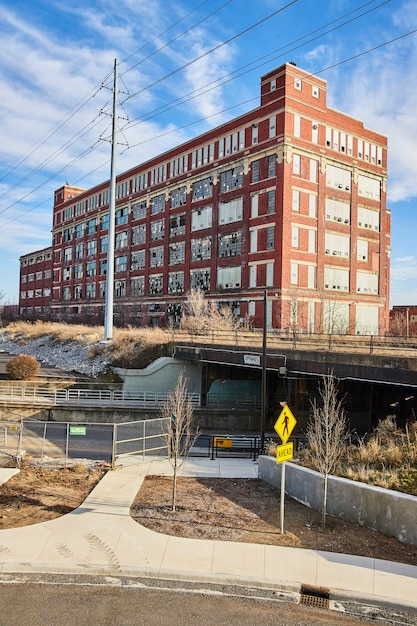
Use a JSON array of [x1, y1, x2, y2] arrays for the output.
[[6, 354, 41, 380]]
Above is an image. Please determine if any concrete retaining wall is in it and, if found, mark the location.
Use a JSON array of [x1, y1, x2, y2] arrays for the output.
[[258, 454, 417, 547], [115, 358, 202, 395]]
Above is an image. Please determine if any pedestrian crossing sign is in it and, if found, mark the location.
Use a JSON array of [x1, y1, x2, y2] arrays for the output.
[[274, 404, 296, 444]]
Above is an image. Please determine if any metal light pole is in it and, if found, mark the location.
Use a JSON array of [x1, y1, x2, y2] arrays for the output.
[[103, 58, 118, 342], [260, 289, 267, 452]]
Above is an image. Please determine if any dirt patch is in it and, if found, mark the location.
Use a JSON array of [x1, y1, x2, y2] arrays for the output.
[[0, 463, 107, 529], [131, 476, 417, 567]]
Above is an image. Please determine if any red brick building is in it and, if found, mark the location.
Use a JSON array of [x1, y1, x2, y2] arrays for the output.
[[19, 246, 53, 319], [19, 62, 390, 333]]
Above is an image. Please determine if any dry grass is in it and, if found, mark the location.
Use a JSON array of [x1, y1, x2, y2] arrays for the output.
[[297, 416, 417, 495]]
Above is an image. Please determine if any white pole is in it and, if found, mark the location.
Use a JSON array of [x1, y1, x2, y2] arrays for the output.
[[280, 461, 286, 533], [103, 58, 118, 342]]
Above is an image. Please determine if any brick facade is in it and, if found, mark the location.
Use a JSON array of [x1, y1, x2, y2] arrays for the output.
[[19, 62, 389, 333]]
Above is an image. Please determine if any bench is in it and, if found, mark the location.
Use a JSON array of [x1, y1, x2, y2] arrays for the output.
[[211, 434, 260, 461]]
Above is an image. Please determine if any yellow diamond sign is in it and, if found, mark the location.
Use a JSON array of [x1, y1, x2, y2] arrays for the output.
[[274, 404, 297, 444]]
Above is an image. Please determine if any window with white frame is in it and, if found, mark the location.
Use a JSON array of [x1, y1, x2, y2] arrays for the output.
[[73, 285, 82, 300], [132, 200, 147, 220], [63, 287, 71, 301], [269, 116, 276, 138], [99, 281, 106, 297], [249, 264, 257, 287], [308, 265, 315, 289], [169, 213, 186, 237], [358, 175, 381, 200], [292, 189, 300, 211], [217, 266, 241, 289], [64, 247, 72, 261], [74, 264, 83, 279], [131, 225, 146, 245], [220, 165, 243, 192], [251, 160, 259, 183], [357, 239, 368, 261], [192, 177, 212, 200], [169, 241, 185, 265], [151, 194, 165, 215], [312, 85, 319, 98], [312, 122, 318, 143], [114, 280, 126, 297], [326, 164, 351, 191], [99, 259, 107, 275], [131, 250, 145, 271], [87, 218, 97, 234], [309, 193, 317, 217], [309, 159, 318, 183], [308, 230, 316, 253], [130, 276, 145, 296], [358, 206, 379, 231], [150, 219, 164, 241], [115, 255, 127, 272], [190, 268, 211, 291], [191, 205, 212, 231], [100, 213, 109, 230], [251, 123, 258, 144], [325, 198, 350, 224], [132, 173, 148, 192], [294, 115, 301, 138], [290, 262, 298, 285], [323, 301, 349, 334], [115, 207, 128, 225], [218, 197, 243, 224], [150, 246, 164, 268], [86, 283, 96, 299], [357, 271, 379, 294], [293, 153, 300, 175], [171, 186, 187, 208], [87, 240, 97, 256], [294, 78, 302, 91], [86, 261, 96, 277], [268, 155, 276, 177], [218, 231, 242, 257], [324, 267, 349, 291], [191, 236, 211, 261], [356, 304, 379, 335], [325, 232, 350, 258], [74, 223, 85, 239], [266, 262, 274, 286], [267, 190, 275, 213], [291, 226, 299, 248], [149, 274, 163, 295], [100, 236, 108, 253], [75, 243, 83, 259], [250, 229, 257, 253], [251, 193, 259, 218], [270, 78, 276, 91], [115, 231, 128, 249], [168, 271, 184, 294]]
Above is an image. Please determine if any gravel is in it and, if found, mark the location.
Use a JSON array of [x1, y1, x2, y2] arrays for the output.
[[0, 334, 108, 376]]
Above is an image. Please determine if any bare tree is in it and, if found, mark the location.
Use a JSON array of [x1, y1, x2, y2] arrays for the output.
[[306, 373, 348, 526], [160, 372, 200, 511]]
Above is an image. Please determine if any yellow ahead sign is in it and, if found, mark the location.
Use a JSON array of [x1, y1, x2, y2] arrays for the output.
[[276, 442, 293, 464], [274, 404, 297, 443]]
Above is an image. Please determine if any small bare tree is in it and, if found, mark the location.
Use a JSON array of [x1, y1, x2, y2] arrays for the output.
[[306, 373, 348, 526], [160, 372, 200, 511]]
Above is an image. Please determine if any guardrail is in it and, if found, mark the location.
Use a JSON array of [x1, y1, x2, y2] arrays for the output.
[[0, 386, 201, 408], [170, 328, 417, 356]]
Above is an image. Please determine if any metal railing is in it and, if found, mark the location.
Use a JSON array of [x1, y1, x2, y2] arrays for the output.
[[169, 328, 417, 356], [0, 386, 201, 408]]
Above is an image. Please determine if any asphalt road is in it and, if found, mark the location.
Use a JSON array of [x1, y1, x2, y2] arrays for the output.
[[0, 576, 416, 626]]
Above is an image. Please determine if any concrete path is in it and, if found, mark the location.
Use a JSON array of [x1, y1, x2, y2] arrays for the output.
[[0, 457, 416, 613]]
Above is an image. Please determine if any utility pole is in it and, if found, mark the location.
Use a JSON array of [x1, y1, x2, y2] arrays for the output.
[[103, 59, 118, 342]]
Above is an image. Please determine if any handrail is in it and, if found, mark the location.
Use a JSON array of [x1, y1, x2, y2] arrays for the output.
[[0, 386, 201, 408]]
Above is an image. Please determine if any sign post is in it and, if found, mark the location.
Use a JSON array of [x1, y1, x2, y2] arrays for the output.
[[274, 403, 297, 534]]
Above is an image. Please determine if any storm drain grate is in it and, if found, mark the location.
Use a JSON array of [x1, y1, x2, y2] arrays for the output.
[[300, 584, 330, 610]]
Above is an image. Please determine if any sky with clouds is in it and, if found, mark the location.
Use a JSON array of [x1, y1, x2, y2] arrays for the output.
[[0, 0, 416, 307]]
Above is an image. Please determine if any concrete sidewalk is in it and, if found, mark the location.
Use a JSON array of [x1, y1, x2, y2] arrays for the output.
[[0, 457, 417, 613]]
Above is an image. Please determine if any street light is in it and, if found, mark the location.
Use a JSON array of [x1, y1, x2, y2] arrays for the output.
[[260, 289, 267, 453]]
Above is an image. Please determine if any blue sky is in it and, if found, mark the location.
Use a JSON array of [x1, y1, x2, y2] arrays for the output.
[[0, 0, 416, 306]]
